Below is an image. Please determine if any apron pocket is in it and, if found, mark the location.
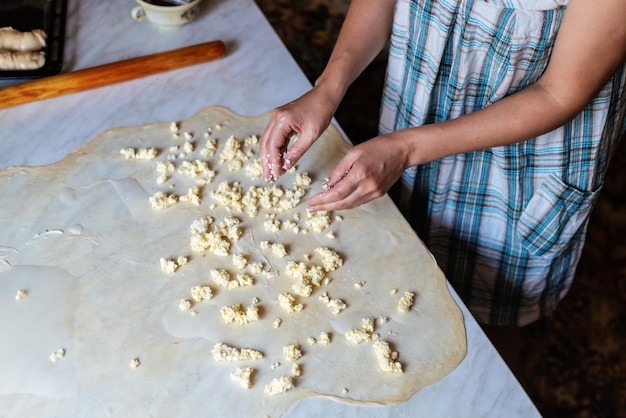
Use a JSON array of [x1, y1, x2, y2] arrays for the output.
[[516, 174, 597, 257]]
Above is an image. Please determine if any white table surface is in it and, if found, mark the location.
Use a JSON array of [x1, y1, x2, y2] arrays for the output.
[[0, 0, 541, 416]]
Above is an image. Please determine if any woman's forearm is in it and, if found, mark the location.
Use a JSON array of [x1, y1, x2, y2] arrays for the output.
[[314, 0, 396, 102], [398, 0, 626, 168]]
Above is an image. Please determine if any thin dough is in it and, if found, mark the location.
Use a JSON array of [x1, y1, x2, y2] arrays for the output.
[[0, 107, 466, 417]]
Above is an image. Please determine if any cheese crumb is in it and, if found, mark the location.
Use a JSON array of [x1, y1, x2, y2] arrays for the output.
[[398, 291, 415, 313], [130, 357, 141, 369], [291, 362, 302, 377], [191, 285, 213, 302], [212, 343, 263, 362], [314, 247, 343, 272], [120, 147, 157, 160], [179, 299, 193, 311], [318, 332, 331, 346], [372, 340, 403, 373], [263, 219, 281, 233], [271, 243, 287, 258], [283, 344, 302, 361], [273, 318, 282, 329], [326, 298, 348, 315], [232, 253, 248, 270], [49, 348, 65, 363], [278, 293, 303, 313], [150, 192, 178, 209], [345, 318, 376, 344], [220, 303, 259, 325], [15, 289, 28, 301], [305, 210, 331, 233], [231, 367, 254, 389], [295, 173, 311, 187], [210, 269, 254, 289], [160, 257, 184, 274], [319, 291, 347, 315], [264, 375, 294, 396]]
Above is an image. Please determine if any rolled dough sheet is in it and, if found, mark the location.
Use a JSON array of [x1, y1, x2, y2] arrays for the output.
[[0, 106, 466, 417]]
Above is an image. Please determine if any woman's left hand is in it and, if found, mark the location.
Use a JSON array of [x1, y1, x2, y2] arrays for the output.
[[307, 134, 410, 212]]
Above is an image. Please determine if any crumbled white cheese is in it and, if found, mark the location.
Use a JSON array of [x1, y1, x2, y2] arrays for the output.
[[179, 186, 202, 206], [212, 343, 263, 362], [49, 348, 65, 363], [190, 216, 213, 234], [219, 135, 249, 171], [200, 137, 218, 158], [326, 298, 348, 315], [120, 147, 157, 160], [271, 243, 287, 258], [291, 362, 302, 377], [264, 375, 294, 396], [231, 367, 254, 389], [179, 299, 193, 311], [283, 344, 302, 361], [249, 262, 263, 275], [245, 159, 263, 179], [345, 327, 373, 345], [160, 257, 185, 274], [232, 253, 248, 270], [236, 273, 254, 287], [191, 285, 213, 302], [210, 269, 253, 289], [306, 210, 331, 233], [130, 357, 141, 369], [318, 291, 347, 315], [220, 303, 259, 325], [345, 318, 376, 344], [295, 173, 311, 187], [397, 291, 415, 313], [318, 332, 331, 346], [372, 340, 403, 373], [273, 318, 282, 329], [278, 292, 303, 313], [211, 181, 244, 212], [15, 289, 28, 301], [314, 247, 343, 272], [263, 219, 281, 233], [150, 192, 178, 209]]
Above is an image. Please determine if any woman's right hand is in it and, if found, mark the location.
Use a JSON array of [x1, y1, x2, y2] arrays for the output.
[[259, 82, 341, 183]]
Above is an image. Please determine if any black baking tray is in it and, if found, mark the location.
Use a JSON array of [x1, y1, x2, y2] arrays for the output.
[[0, 0, 67, 79]]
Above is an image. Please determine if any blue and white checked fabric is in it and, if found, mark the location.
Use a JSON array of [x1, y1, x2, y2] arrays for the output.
[[380, 0, 626, 326]]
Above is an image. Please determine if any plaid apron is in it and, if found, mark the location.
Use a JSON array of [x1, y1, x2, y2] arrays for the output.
[[380, 0, 626, 325]]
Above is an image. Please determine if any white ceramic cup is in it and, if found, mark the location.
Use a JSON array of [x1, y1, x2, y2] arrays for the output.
[[131, 0, 202, 28]]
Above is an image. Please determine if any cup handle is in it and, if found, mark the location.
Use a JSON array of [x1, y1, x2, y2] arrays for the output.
[[131, 6, 145, 21]]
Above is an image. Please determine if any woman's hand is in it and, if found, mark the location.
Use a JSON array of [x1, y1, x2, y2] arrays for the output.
[[307, 133, 410, 211], [259, 85, 340, 183]]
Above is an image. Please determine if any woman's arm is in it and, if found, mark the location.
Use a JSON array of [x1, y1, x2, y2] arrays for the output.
[[260, 0, 396, 182], [308, 0, 626, 211]]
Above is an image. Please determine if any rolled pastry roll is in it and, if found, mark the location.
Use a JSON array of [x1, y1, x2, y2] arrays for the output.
[[0, 50, 46, 70], [0, 27, 47, 52]]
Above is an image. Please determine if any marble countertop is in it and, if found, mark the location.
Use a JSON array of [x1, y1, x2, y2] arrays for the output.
[[0, 0, 540, 416]]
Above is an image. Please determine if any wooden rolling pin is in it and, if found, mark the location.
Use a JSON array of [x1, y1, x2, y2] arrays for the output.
[[0, 40, 226, 110]]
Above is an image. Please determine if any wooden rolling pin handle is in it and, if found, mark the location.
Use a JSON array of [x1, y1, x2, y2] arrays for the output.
[[0, 40, 226, 110]]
